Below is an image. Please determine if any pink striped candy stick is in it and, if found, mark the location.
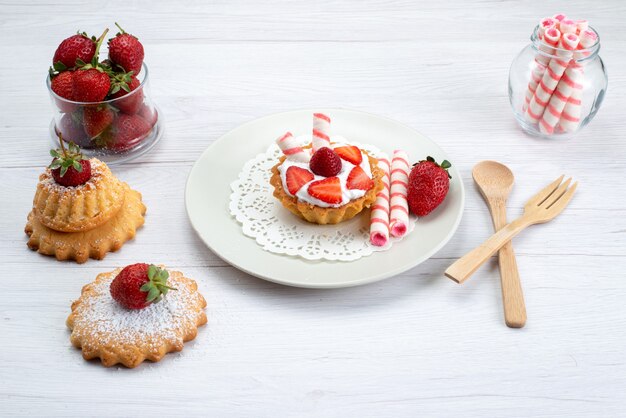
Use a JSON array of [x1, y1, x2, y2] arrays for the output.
[[540, 30, 589, 133], [524, 27, 560, 111], [558, 30, 598, 132], [276, 132, 311, 163], [389, 150, 410, 238], [539, 66, 583, 134], [311, 113, 331, 152], [557, 83, 583, 132], [369, 158, 391, 247], [526, 32, 579, 123]]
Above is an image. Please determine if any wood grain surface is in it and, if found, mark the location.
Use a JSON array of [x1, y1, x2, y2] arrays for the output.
[[1, 1, 625, 417]]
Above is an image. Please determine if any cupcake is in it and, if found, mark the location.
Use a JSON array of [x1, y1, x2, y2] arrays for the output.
[[269, 113, 383, 224], [25, 138, 146, 262]]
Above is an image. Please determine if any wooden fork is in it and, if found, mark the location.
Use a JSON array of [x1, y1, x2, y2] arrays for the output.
[[445, 175, 578, 284]]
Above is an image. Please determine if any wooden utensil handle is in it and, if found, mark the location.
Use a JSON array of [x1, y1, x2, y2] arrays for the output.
[[489, 199, 526, 328], [445, 216, 531, 284], [497, 242, 526, 327]]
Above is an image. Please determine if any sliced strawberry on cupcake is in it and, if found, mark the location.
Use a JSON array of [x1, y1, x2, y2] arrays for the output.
[[110, 263, 176, 310], [346, 166, 374, 190], [48, 136, 91, 187], [308, 177, 343, 205], [334, 145, 362, 166], [285, 166, 314, 195]]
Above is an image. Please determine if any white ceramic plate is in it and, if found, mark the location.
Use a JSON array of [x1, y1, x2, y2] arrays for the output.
[[185, 109, 465, 288]]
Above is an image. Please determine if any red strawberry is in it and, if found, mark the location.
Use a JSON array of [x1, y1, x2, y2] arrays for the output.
[[83, 105, 114, 139], [52, 33, 96, 69], [48, 139, 91, 187], [110, 264, 176, 310], [285, 166, 314, 195], [50, 71, 76, 112], [308, 177, 342, 204], [139, 105, 158, 127], [107, 114, 152, 151], [334, 145, 362, 166], [346, 166, 374, 190], [110, 74, 143, 114], [56, 112, 90, 148], [50, 70, 75, 100], [407, 156, 452, 216], [309, 147, 342, 177], [108, 23, 144, 75], [73, 68, 110, 102]]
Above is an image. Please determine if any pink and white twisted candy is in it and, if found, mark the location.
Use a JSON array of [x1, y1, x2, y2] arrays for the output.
[[526, 32, 579, 123], [369, 158, 391, 247], [539, 66, 583, 134], [389, 150, 410, 238], [312, 113, 331, 152], [276, 132, 310, 163], [524, 26, 561, 110], [558, 29, 598, 132]]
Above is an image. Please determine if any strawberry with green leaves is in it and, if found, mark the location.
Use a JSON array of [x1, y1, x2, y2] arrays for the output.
[[50, 28, 111, 103], [407, 156, 452, 216], [48, 136, 91, 187], [109, 264, 177, 310], [52, 32, 97, 71], [71, 28, 111, 102], [109, 71, 143, 114], [108, 23, 144, 75]]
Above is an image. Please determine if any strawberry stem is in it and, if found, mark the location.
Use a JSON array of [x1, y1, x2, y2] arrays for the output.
[[114, 22, 126, 35], [91, 28, 109, 66], [58, 133, 67, 156]]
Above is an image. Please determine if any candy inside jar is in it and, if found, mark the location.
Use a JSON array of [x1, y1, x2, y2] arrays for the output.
[[508, 15, 607, 138]]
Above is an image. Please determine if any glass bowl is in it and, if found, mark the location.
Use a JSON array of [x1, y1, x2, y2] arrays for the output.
[[47, 62, 163, 164]]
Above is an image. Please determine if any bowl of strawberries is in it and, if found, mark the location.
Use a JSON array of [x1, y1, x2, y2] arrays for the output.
[[47, 23, 162, 164]]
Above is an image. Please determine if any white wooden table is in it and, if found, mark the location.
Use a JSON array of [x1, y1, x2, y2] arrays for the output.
[[2, 1, 625, 416]]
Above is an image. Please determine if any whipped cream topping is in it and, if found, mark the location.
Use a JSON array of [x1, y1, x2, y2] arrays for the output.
[[277, 135, 373, 208]]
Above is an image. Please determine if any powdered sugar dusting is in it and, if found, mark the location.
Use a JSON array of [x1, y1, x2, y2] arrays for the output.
[[71, 268, 204, 347]]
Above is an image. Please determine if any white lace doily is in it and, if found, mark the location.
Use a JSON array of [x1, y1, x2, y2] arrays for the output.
[[229, 141, 416, 261]]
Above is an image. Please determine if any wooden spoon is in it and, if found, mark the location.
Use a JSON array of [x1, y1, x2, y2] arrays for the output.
[[472, 161, 526, 328]]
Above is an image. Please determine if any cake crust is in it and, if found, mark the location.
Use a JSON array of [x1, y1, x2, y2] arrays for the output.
[[25, 186, 146, 263]]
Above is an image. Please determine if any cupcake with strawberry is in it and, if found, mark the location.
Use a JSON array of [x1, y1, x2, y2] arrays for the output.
[[269, 113, 384, 224], [48, 23, 159, 154], [67, 264, 207, 368], [25, 135, 146, 262]]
